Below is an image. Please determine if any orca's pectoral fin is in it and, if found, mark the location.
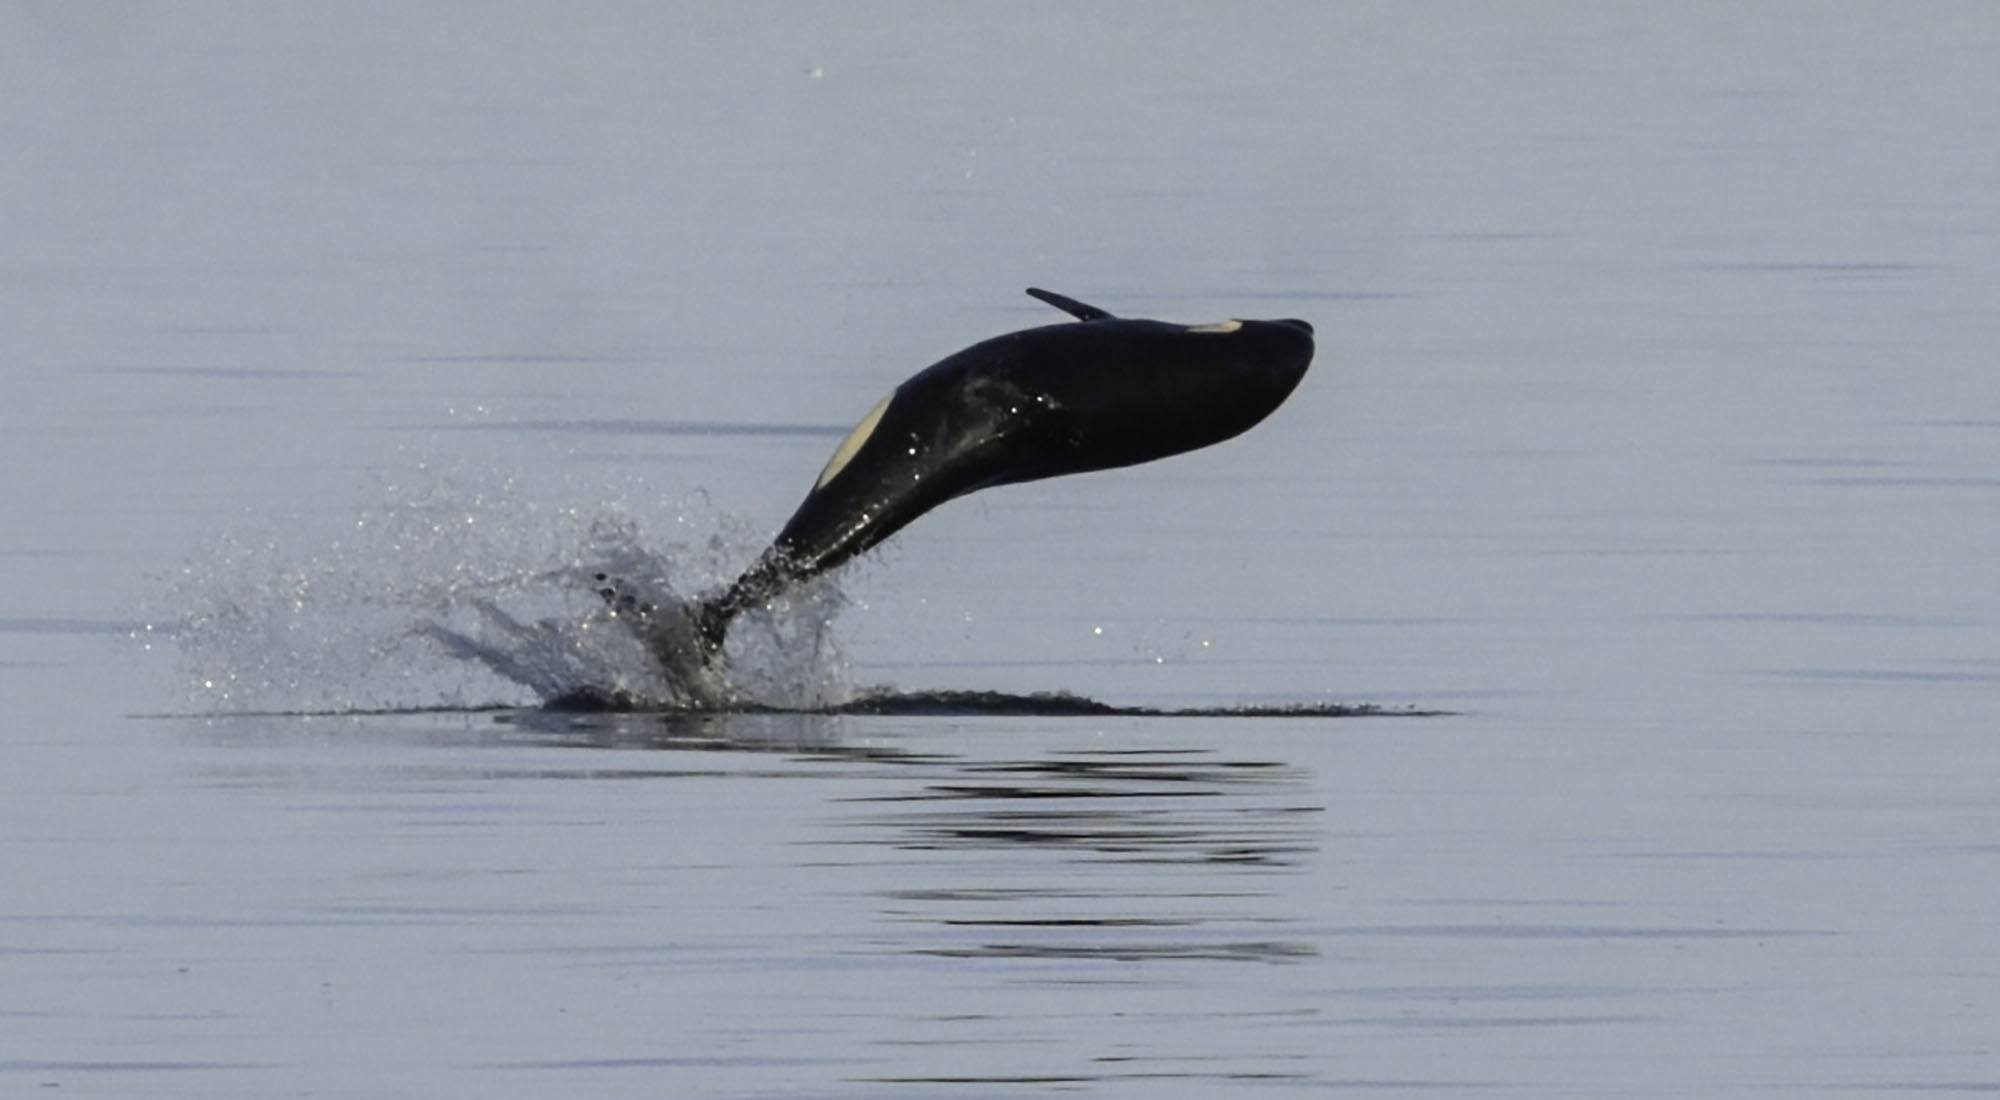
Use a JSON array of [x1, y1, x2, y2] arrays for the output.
[[1025, 287, 1114, 322]]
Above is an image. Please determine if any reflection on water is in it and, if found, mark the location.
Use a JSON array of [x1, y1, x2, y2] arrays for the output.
[[174, 708, 1333, 1087], [845, 744, 1322, 967]]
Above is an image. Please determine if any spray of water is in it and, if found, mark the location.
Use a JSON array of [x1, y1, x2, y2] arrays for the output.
[[147, 467, 852, 714]]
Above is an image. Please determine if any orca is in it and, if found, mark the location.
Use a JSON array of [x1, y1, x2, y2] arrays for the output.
[[603, 288, 1314, 666]]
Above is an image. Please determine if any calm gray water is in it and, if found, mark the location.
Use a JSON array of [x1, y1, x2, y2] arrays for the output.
[[5, 4, 1998, 1096]]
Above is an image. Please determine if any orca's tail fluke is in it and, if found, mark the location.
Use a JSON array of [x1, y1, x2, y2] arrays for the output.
[[688, 546, 801, 666], [591, 569, 732, 672], [691, 594, 735, 663], [1026, 287, 1114, 322]]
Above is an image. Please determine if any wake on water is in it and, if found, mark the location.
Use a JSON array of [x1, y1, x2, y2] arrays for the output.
[[146, 468, 1404, 719]]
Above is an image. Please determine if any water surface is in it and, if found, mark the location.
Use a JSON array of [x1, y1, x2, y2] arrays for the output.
[[4, 4, 1998, 1096]]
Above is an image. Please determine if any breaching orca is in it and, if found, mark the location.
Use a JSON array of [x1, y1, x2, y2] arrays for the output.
[[604, 288, 1314, 666]]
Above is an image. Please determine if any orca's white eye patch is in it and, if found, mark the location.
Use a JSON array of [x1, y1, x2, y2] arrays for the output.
[[1185, 320, 1242, 334], [815, 392, 892, 489]]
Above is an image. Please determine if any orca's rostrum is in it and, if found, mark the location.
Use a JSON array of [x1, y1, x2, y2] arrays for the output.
[[606, 288, 1315, 667]]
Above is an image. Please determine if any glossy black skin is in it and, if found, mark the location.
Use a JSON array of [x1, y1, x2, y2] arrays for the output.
[[694, 290, 1314, 653]]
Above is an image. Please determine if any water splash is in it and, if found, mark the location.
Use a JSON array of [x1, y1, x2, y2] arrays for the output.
[[147, 469, 851, 713]]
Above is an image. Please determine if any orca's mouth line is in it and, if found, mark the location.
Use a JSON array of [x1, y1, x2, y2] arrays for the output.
[[134, 688, 1447, 721]]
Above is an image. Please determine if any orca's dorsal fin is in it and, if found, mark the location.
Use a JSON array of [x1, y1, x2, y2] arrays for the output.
[[1026, 287, 1114, 322]]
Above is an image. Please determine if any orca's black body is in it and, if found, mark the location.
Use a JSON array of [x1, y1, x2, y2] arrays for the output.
[[688, 288, 1314, 656]]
